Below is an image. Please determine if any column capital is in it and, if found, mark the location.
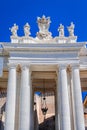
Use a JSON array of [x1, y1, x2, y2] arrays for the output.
[[58, 64, 68, 71], [20, 64, 31, 70], [70, 63, 80, 70], [7, 63, 17, 69]]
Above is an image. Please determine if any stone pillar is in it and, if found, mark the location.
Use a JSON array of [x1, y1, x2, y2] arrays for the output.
[[19, 65, 33, 130], [55, 85, 58, 130], [67, 70, 74, 130], [71, 65, 85, 130], [15, 71, 21, 130], [4, 64, 17, 130], [30, 78, 34, 130], [58, 65, 71, 130]]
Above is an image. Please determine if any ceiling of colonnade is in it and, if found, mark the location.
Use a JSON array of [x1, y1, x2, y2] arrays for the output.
[[0, 69, 87, 90], [0, 69, 87, 101], [32, 71, 57, 93]]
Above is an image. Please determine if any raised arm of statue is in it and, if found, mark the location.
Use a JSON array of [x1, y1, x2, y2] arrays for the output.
[[10, 23, 18, 36]]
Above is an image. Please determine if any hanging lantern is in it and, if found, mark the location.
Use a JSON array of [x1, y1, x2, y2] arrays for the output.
[[41, 80, 48, 119]]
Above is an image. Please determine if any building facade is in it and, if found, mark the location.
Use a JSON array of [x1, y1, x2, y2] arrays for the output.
[[0, 16, 86, 130]]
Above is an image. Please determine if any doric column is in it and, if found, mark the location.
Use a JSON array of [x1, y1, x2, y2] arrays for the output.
[[71, 64, 85, 130], [55, 85, 58, 130], [31, 79, 34, 130], [15, 71, 21, 130], [67, 70, 74, 130], [19, 65, 33, 130], [58, 65, 71, 130], [4, 64, 17, 130], [30, 77, 34, 130]]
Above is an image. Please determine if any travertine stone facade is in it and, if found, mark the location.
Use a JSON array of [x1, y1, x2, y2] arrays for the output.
[[0, 16, 87, 130]]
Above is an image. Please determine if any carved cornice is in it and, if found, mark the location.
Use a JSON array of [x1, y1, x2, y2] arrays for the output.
[[2, 42, 85, 52]]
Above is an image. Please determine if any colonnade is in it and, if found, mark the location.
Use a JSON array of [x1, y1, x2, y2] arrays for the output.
[[4, 64, 85, 130]]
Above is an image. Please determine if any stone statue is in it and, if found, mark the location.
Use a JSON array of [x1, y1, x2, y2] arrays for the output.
[[10, 23, 18, 36], [67, 22, 75, 36], [37, 15, 51, 33], [37, 15, 52, 39], [58, 24, 64, 37], [24, 23, 31, 37]]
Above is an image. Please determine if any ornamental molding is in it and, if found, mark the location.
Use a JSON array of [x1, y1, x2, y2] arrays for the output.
[[0, 42, 85, 58], [8, 56, 79, 65], [2, 42, 85, 50]]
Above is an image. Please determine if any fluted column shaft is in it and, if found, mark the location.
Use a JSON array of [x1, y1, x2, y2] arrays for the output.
[[19, 65, 33, 130], [72, 65, 85, 130], [4, 65, 17, 130], [58, 65, 71, 130]]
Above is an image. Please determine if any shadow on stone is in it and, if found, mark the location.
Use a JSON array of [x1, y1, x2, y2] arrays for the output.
[[39, 116, 55, 130], [0, 120, 4, 130]]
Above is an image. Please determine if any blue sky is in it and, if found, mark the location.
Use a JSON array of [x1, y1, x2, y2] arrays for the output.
[[82, 92, 87, 101], [0, 0, 87, 42]]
